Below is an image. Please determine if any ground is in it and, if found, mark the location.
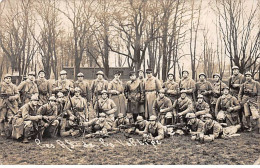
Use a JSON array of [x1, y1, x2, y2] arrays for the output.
[[0, 130, 259, 165]]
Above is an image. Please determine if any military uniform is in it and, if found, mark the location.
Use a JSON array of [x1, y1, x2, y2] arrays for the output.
[[215, 94, 241, 126], [83, 117, 113, 135], [143, 120, 165, 140], [134, 117, 149, 135], [108, 79, 126, 118], [125, 78, 144, 120], [0, 77, 19, 136], [144, 76, 162, 119], [35, 78, 51, 105], [203, 120, 223, 141], [238, 77, 260, 130], [18, 79, 38, 104], [94, 97, 117, 121], [152, 96, 172, 125], [195, 78, 213, 105], [194, 101, 210, 119], [172, 96, 194, 123], [162, 80, 179, 103], [74, 80, 91, 102], [228, 73, 245, 98], [179, 77, 196, 100], [90, 79, 109, 106], [138, 75, 145, 117], [187, 118, 204, 133], [52, 79, 74, 97]]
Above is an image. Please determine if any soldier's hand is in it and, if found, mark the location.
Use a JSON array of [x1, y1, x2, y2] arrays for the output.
[[227, 107, 234, 112], [44, 123, 49, 128], [69, 116, 75, 121], [42, 116, 49, 120], [37, 115, 43, 120], [58, 86, 63, 90]]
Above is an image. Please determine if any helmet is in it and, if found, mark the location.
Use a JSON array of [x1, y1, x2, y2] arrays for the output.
[[4, 74, 12, 79], [165, 112, 173, 119], [222, 86, 230, 91], [180, 90, 186, 94], [204, 113, 212, 119], [149, 115, 157, 121], [57, 92, 64, 98], [186, 113, 196, 119], [197, 94, 203, 99], [101, 90, 108, 94], [245, 72, 252, 76], [159, 89, 165, 93], [136, 116, 144, 122], [213, 73, 220, 78], [28, 71, 36, 76], [232, 66, 239, 70], [96, 71, 104, 76], [60, 70, 67, 75], [38, 70, 45, 75], [99, 113, 106, 117], [118, 113, 124, 119], [114, 70, 121, 75], [129, 71, 136, 76], [126, 113, 133, 118], [182, 70, 189, 74], [199, 73, 207, 78], [167, 72, 174, 77], [31, 94, 39, 101], [49, 96, 56, 101], [146, 69, 152, 73], [138, 69, 144, 73], [77, 72, 84, 77], [74, 87, 81, 93]]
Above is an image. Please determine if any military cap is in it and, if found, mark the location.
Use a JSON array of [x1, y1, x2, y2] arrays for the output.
[[167, 72, 174, 77], [232, 66, 239, 70], [60, 70, 67, 75], [57, 92, 64, 98], [222, 86, 230, 91], [77, 72, 84, 77], [74, 87, 81, 92], [101, 90, 108, 94], [146, 69, 152, 73], [118, 113, 124, 119], [245, 72, 252, 76], [99, 113, 106, 117], [213, 73, 220, 78], [159, 89, 165, 93], [129, 71, 136, 76], [96, 71, 104, 76], [182, 70, 189, 74], [38, 70, 45, 75], [31, 94, 39, 101], [4, 74, 12, 79], [186, 113, 196, 119], [138, 69, 144, 73], [204, 113, 212, 119], [49, 96, 56, 101], [199, 73, 207, 78], [197, 94, 204, 99], [149, 115, 157, 121], [114, 70, 121, 75], [136, 116, 144, 122], [28, 71, 36, 76]]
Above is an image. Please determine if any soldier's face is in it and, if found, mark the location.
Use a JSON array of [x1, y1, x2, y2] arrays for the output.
[[114, 74, 120, 80], [146, 72, 152, 78], [245, 75, 252, 81], [168, 75, 174, 81], [223, 89, 229, 95], [188, 118, 196, 124], [4, 77, 11, 84], [75, 91, 80, 97], [205, 118, 212, 124], [28, 75, 35, 81], [182, 72, 188, 78], [159, 93, 165, 98], [139, 71, 144, 77], [102, 93, 108, 99], [181, 93, 186, 99], [198, 98, 203, 103], [78, 76, 84, 81], [150, 120, 156, 125], [213, 76, 219, 82], [49, 100, 56, 106], [38, 72, 45, 78], [32, 100, 38, 106], [199, 75, 205, 81], [100, 116, 105, 122], [130, 74, 136, 80], [97, 74, 103, 80], [233, 69, 239, 75], [60, 74, 66, 80]]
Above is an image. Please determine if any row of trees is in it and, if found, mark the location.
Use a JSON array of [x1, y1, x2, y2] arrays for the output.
[[0, 0, 259, 81]]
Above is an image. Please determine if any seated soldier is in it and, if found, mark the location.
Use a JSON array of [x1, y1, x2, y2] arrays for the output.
[[82, 113, 113, 138], [95, 90, 117, 121], [143, 115, 165, 142], [172, 90, 194, 124], [215, 87, 241, 126], [194, 94, 210, 120], [37, 96, 59, 138], [152, 89, 173, 125], [185, 113, 205, 141]]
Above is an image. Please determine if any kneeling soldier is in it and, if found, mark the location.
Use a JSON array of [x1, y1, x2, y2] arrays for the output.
[[186, 113, 205, 141], [194, 94, 210, 120], [38, 96, 59, 138], [143, 115, 165, 142]]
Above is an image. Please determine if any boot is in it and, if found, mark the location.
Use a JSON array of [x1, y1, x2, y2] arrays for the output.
[[23, 128, 31, 143], [22, 137, 29, 143], [0, 122, 5, 136]]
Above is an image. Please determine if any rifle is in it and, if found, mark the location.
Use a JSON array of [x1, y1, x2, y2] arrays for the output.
[[166, 122, 189, 134], [0, 93, 17, 114]]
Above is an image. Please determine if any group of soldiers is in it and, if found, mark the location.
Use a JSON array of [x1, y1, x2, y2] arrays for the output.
[[0, 65, 259, 143]]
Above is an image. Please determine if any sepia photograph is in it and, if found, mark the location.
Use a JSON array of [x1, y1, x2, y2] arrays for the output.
[[0, 0, 259, 165]]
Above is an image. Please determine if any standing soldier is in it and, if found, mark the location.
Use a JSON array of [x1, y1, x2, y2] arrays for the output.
[[74, 72, 91, 104], [20, 95, 42, 143], [37, 96, 59, 138], [108, 71, 126, 118], [215, 87, 241, 126], [0, 74, 19, 137], [179, 70, 196, 101], [18, 71, 38, 105], [238, 72, 260, 133], [172, 90, 194, 124], [144, 69, 162, 119], [137, 69, 145, 119], [65, 87, 88, 124], [52, 70, 74, 98], [94, 90, 117, 121], [194, 94, 210, 120], [124, 71, 144, 121], [210, 73, 227, 119], [152, 89, 173, 125], [228, 66, 245, 98], [35, 70, 51, 105], [195, 73, 213, 105], [90, 71, 109, 108], [162, 72, 179, 104]]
